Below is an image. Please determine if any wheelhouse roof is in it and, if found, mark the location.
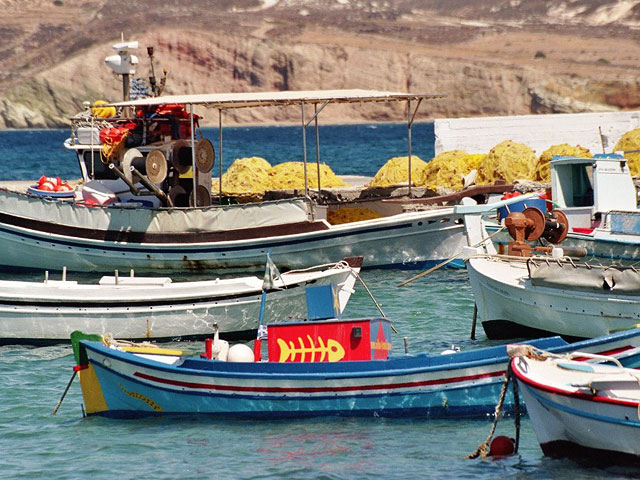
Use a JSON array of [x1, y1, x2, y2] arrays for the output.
[[109, 89, 446, 110]]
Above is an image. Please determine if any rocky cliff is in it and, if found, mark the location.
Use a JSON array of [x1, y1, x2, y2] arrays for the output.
[[2, 0, 640, 128]]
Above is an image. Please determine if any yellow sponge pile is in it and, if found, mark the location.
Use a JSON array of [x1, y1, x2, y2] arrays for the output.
[[327, 208, 383, 225], [369, 156, 429, 187], [534, 144, 592, 182], [419, 150, 485, 191], [614, 129, 640, 176], [477, 140, 537, 184]]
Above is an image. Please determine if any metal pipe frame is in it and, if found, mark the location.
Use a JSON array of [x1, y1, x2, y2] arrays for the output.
[[406, 98, 423, 198]]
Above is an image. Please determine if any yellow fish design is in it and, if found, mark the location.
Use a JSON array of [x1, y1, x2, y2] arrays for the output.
[[277, 335, 345, 363]]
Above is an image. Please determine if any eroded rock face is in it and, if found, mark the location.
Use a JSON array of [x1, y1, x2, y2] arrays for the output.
[[2, 0, 640, 127]]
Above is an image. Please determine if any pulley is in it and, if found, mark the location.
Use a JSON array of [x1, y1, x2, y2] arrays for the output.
[[171, 139, 192, 174], [168, 185, 189, 207], [120, 148, 145, 184], [189, 184, 211, 207], [543, 209, 569, 244], [505, 206, 571, 257], [505, 207, 545, 243], [145, 149, 168, 184], [195, 138, 215, 173]]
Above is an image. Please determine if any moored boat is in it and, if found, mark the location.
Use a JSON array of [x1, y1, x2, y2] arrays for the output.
[[0, 256, 361, 345], [466, 254, 640, 340], [486, 153, 640, 264], [0, 40, 471, 273], [69, 306, 640, 419], [512, 350, 640, 465], [458, 194, 640, 340]]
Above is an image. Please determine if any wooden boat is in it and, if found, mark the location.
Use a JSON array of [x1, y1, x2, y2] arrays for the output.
[[69, 296, 640, 419], [0, 41, 469, 273], [0, 256, 361, 345], [512, 349, 640, 465]]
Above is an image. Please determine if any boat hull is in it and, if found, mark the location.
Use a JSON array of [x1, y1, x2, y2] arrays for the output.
[[513, 355, 640, 465], [77, 328, 640, 418], [466, 256, 640, 340], [0, 264, 358, 345], [0, 190, 465, 272]]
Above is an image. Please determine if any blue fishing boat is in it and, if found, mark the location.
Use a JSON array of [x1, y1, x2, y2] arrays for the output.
[[69, 286, 640, 419]]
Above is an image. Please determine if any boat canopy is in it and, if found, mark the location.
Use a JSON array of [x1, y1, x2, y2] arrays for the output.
[[108, 89, 446, 109], [106, 89, 446, 199]]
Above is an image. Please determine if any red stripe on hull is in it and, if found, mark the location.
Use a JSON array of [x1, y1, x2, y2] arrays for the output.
[[133, 369, 506, 393]]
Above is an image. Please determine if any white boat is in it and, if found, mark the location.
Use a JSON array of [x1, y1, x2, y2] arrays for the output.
[[0, 257, 361, 345], [0, 188, 465, 272], [456, 192, 640, 340], [487, 153, 640, 263], [466, 253, 640, 340], [0, 41, 469, 273], [549, 153, 640, 263], [512, 350, 640, 465]]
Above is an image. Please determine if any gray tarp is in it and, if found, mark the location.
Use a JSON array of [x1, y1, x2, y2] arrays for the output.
[[0, 189, 311, 233], [529, 261, 640, 295]]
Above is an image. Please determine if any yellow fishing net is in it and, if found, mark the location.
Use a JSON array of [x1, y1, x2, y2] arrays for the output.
[[268, 162, 348, 190], [614, 129, 640, 177], [533, 144, 592, 182], [418, 150, 485, 191], [212, 158, 347, 195], [476, 140, 537, 184], [211, 157, 272, 195], [369, 156, 429, 187], [326, 207, 383, 225]]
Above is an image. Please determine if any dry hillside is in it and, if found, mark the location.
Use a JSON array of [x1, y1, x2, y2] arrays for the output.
[[1, 0, 640, 127]]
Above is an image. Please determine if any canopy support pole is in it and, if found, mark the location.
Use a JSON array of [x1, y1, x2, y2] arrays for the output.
[[314, 103, 321, 194], [190, 103, 197, 206], [218, 108, 223, 204], [301, 100, 330, 196], [406, 98, 423, 198], [301, 101, 309, 199]]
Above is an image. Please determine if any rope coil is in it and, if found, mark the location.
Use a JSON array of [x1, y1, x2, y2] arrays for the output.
[[100, 130, 129, 164]]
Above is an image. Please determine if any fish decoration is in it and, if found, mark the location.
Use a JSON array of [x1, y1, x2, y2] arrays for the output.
[[277, 335, 346, 363]]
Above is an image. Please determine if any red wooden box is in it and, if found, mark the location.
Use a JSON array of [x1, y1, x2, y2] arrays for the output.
[[267, 318, 392, 363]]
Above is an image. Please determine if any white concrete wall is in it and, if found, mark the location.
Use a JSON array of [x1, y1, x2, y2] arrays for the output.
[[434, 111, 640, 155]]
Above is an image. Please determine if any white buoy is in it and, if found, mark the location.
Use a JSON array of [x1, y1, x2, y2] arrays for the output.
[[228, 344, 254, 363], [441, 345, 461, 355]]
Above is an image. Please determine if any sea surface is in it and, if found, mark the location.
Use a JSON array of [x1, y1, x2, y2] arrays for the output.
[[0, 126, 636, 479]]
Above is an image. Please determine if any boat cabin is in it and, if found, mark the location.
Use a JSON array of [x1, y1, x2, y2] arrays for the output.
[[550, 154, 638, 230]]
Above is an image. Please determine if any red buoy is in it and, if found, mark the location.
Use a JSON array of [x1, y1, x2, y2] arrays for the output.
[[39, 181, 55, 192], [488, 436, 515, 457]]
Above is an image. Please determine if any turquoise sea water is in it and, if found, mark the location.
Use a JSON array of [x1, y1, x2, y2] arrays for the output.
[[0, 126, 637, 479]]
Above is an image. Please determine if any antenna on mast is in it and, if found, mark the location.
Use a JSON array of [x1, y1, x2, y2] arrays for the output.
[[147, 46, 158, 96], [104, 37, 139, 101]]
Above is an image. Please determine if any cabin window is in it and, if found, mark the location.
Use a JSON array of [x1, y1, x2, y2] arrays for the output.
[[569, 164, 593, 207], [82, 152, 118, 180]]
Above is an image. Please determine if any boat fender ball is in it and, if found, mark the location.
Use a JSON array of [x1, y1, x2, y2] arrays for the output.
[[488, 436, 515, 457], [227, 343, 254, 363], [39, 181, 56, 192]]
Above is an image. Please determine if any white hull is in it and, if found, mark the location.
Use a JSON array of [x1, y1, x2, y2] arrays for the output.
[[513, 354, 640, 463], [466, 255, 640, 339], [0, 261, 359, 344], [0, 190, 465, 272]]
